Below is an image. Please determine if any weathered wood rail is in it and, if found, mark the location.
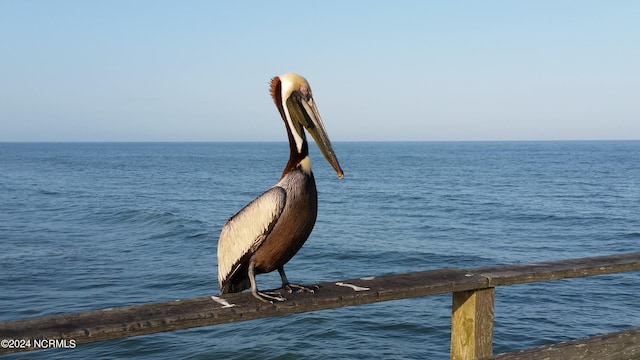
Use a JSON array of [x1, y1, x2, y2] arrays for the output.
[[1, 252, 639, 359]]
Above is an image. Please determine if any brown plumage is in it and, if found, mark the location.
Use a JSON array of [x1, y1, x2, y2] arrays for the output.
[[217, 73, 343, 302]]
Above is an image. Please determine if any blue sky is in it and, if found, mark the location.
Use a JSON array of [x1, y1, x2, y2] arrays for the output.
[[1, 1, 639, 141]]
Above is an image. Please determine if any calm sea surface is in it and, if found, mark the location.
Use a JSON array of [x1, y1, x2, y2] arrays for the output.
[[1, 141, 639, 359]]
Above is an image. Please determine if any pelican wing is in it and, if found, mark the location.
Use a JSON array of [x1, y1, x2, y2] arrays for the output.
[[217, 186, 286, 292]]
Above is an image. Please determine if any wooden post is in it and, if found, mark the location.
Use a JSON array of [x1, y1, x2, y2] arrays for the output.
[[451, 287, 495, 360]]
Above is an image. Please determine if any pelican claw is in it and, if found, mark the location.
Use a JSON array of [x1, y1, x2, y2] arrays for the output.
[[254, 290, 287, 303], [284, 283, 318, 294]]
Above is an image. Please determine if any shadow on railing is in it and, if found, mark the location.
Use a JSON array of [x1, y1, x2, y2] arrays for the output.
[[1, 252, 639, 359]]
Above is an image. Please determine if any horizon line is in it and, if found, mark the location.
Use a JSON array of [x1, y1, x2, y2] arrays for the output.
[[1, 139, 639, 144]]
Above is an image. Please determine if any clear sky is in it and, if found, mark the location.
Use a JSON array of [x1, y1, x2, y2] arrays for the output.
[[1, 1, 639, 142]]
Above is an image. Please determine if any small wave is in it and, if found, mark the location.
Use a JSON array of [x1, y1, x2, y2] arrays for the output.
[[37, 189, 61, 195], [110, 208, 181, 226], [185, 231, 209, 240]]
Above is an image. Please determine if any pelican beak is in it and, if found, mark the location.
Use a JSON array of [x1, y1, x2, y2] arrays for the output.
[[288, 94, 344, 179]]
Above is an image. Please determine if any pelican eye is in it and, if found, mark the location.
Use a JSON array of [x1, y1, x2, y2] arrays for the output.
[[296, 85, 312, 102]]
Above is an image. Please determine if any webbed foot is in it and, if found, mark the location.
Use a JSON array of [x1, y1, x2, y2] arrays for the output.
[[283, 283, 319, 294], [253, 290, 287, 303]]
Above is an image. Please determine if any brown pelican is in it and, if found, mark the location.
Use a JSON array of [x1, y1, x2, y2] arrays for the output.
[[217, 73, 343, 302]]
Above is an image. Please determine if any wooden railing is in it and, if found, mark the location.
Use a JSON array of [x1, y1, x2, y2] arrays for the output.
[[1, 252, 639, 359]]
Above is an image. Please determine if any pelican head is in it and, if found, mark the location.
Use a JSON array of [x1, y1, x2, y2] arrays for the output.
[[271, 73, 344, 179]]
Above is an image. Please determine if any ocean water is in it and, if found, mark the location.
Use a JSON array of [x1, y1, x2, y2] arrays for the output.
[[1, 141, 639, 359]]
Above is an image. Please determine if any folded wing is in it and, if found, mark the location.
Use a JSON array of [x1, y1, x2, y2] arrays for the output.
[[217, 186, 286, 293]]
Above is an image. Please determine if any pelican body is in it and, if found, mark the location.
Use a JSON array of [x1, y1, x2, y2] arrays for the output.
[[217, 73, 343, 302]]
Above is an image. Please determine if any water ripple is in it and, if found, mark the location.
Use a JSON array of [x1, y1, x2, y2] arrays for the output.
[[1, 141, 639, 359]]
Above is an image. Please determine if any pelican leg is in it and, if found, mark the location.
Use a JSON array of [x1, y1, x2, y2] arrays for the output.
[[278, 267, 318, 294], [248, 262, 286, 303]]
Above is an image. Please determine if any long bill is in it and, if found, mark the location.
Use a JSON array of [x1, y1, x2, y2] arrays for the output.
[[289, 95, 344, 179]]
